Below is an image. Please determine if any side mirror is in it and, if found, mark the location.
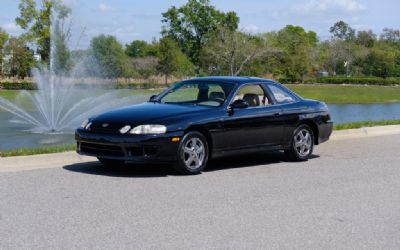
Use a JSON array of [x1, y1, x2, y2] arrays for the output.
[[230, 99, 249, 110], [149, 95, 158, 102]]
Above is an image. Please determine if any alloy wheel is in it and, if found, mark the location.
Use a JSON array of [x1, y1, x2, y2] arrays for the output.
[[183, 137, 205, 170], [294, 129, 312, 157]]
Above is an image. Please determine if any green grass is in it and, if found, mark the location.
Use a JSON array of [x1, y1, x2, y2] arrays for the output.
[[0, 90, 20, 100], [333, 120, 400, 130], [0, 144, 76, 157], [286, 84, 400, 103], [2, 84, 400, 104]]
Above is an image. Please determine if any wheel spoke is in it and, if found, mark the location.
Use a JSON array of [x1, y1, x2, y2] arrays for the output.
[[182, 137, 206, 170]]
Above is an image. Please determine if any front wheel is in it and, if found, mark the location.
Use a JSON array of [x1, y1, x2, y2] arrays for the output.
[[285, 124, 314, 161], [97, 157, 125, 166], [173, 131, 209, 175]]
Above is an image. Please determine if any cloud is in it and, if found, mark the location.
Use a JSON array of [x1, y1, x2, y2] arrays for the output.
[[241, 24, 259, 34], [1, 22, 22, 35], [291, 0, 366, 13], [97, 3, 112, 12]]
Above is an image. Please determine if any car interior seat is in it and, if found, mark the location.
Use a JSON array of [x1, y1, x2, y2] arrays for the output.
[[243, 93, 260, 107], [209, 92, 225, 102]]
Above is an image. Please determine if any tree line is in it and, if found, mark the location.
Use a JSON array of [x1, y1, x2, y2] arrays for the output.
[[1, 0, 400, 84]]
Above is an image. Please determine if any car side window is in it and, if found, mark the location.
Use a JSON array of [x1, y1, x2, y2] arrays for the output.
[[233, 85, 271, 107], [162, 84, 199, 103], [268, 85, 295, 104]]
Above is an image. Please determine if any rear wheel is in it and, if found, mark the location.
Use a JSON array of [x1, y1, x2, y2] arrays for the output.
[[285, 124, 314, 161], [173, 131, 209, 175], [97, 157, 125, 166]]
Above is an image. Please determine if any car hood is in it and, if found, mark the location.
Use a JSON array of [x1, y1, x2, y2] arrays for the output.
[[91, 102, 212, 126]]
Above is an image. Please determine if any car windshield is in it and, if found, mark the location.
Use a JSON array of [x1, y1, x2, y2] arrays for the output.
[[159, 81, 235, 107]]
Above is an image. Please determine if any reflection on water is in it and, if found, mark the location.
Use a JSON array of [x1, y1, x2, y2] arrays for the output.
[[328, 104, 400, 123], [1, 103, 400, 150]]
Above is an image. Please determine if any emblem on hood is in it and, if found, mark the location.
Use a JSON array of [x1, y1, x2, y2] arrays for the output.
[[101, 123, 109, 128]]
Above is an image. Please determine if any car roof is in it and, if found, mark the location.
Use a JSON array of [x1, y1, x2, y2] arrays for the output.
[[186, 76, 278, 85]]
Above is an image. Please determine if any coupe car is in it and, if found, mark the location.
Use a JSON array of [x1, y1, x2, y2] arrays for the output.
[[76, 77, 333, 174]]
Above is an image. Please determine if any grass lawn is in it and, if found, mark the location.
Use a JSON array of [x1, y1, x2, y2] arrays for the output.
[[0, 144, 76, 157], [333, 120, 400, 130], [1, 85, 400, 104], [286, 84, 400, 103], [0, 90, 20, 100]]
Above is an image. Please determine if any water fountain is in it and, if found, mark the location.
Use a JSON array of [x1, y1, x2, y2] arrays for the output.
[[0, 7, 144, 135]]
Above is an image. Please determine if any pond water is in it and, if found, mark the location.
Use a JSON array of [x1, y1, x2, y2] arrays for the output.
[[328, 103, 400, 123], [1, 102, 400, 150]]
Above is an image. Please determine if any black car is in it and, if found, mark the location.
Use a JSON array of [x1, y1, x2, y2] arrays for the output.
[[76, 77, 333, 174]]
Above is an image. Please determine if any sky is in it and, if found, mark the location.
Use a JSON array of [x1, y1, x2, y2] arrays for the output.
[[1, 0, 399, 49]]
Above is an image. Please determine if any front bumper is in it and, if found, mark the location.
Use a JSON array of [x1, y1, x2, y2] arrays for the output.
[[75, 128, 183, 163]]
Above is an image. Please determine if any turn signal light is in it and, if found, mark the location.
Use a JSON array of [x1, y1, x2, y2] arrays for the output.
[[171, 137, 180, 142]]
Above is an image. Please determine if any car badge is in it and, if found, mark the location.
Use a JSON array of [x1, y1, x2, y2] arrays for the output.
[[102, 123, 109, 128]]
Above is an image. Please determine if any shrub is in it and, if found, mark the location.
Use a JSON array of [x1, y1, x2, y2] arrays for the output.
[[0, 82, 37, 90], [308, 76, 400, 85]]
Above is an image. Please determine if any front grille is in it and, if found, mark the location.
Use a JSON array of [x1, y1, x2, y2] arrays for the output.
[[126, 146, 158, 157], [80, 142, 124, 157]]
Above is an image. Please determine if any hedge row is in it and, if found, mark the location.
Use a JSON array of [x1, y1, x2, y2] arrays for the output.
[[311, 77, 400, 85], [0, 82, 164, 90], [279, 77, 400, 85], [2, 77, 400, 90], [0, 81, 37, 90]]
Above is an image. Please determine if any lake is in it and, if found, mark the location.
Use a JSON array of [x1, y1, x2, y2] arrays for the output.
[[1, 103, 400, 150]]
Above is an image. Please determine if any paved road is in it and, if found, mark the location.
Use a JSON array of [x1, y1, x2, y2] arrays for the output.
[[0, 135, 399, 249]]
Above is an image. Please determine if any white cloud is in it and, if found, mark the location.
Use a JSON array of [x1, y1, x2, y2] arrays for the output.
[[1, 22, 22, 35], [291, 0, 366, 13], [241, 24, 259, 34], [98, 3, 112, 12]]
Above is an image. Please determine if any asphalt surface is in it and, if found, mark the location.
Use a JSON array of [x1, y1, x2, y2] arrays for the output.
[[0, 135, 399, 249]]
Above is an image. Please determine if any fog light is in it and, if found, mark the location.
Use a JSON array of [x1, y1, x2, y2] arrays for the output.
[[171, 137, 180, 142]]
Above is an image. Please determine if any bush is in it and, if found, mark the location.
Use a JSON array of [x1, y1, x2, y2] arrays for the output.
[[307, 76, 400, 85], [0, 82, 37, 90]]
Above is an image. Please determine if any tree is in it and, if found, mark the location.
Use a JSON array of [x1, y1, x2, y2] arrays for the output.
[[90, 35, 128, 78], [272, 25, 319, 81], [201, 27, 267, 76], [157, 37, 193, 85], [329, 21, 355, 41], [0, 28, 10, 74], [51, 7, 72, 75], [356, 30, 376, 47], [2, 37, 36, 78], [125, 40, 149, 57], [161, 0, 239, 66], [15, 0, 70, 64], [361, 43, 400, 77], [380, 28, 400, 43]]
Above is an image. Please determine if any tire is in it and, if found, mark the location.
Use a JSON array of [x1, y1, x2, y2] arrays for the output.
[[173, 131, 209, 175], [97, 157, 125, 166], [285, 124, 314, 161]]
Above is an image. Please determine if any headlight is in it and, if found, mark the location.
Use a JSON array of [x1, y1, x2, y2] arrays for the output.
[[119, 125, 131, 134], [129, 125, 167, 134], [81, 119, 89, 128]]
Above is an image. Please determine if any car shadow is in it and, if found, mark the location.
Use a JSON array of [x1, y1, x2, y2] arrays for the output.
[[206, 151, 320, 172], [63, 152, 320, 178], [63, 161, 170, 178]]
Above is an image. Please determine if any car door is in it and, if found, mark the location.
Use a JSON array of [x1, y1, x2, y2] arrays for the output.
[[265, 83, 305, 145], [216, 84, 284, 150]]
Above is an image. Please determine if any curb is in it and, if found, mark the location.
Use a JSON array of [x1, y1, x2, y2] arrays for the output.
[[330, 125, 400, 140], [0, 151, 94, 173]]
